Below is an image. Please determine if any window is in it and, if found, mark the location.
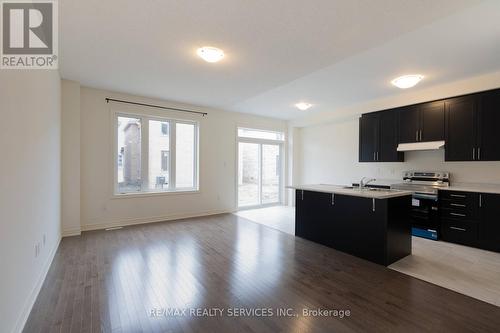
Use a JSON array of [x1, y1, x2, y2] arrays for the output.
[[115, 113, 198, 194], [176, 122, 196, 188], [117, 116, 142, 193], [237, 128, 284, 141], [161, 122, 169, 136], [161, 151, 169, 172]]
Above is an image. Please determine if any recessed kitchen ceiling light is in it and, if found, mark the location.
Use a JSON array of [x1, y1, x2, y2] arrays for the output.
[[196, 46, 224, 63], [295, 102, 313, 111], [391, 74, 424, 89]]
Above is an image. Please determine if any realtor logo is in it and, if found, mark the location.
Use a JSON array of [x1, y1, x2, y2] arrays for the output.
[[1, 0, 58, 69]]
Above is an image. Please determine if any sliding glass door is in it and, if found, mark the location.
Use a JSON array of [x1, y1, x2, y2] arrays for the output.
[[238, 138, 282, 208], [238, 142, 260, 207], [261, 144, 280, 204]]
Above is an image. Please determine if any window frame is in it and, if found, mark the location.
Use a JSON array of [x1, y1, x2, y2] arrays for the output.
[[112, 111, 199, 197], [161, 122, 169, 136]]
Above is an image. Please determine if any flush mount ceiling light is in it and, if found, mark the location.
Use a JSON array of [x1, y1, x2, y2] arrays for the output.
[[295, 102, 313, 111], [196, 46, 224, 63], [391, 74, 424, 89]]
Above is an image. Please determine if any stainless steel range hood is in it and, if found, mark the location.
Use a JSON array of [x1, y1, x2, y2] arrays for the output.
[[397, 140, 445, 152]]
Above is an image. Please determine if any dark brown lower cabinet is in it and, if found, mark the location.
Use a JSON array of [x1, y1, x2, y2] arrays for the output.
[[295, 190, 412, 266], [478, 193, 500, 252], [440, 190, 500, 252]]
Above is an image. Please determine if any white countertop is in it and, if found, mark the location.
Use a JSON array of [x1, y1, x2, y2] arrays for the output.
[[287, 184, 413, 199], [349, 180, 500, 195], [439, 183, 500, 195]]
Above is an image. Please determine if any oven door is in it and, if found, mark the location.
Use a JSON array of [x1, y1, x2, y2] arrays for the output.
[[411, 194, 440, 240]]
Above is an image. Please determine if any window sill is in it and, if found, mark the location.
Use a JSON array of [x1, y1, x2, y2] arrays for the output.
[[112, 189, 200, 199]]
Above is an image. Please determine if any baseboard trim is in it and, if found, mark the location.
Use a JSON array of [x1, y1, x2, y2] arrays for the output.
[[81, 209, 234, 232], [14, 235, 61, 333], [62, 226, 81, 237]]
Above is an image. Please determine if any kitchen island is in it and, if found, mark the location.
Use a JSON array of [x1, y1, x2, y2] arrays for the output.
[[290, 184, 413, 266]]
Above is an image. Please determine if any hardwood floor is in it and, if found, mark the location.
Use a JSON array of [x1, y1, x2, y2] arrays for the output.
[[25, 214, 500, 333], [241, 205, 500, 307]]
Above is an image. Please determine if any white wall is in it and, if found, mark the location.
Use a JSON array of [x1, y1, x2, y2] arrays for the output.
[[76, 85, 287, 230], [61, 80, 81, 236], [298, 116, 500, 187], [0, 71, 61, 333]]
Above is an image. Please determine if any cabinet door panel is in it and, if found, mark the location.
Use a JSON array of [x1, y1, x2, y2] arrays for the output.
[[421, 101, 445, 142], [478, 90, 500, 161], [398, 107, 420, 143], [479, 193, 500, 252], [445, 96, 477, 161], [295, 190, 306, 238], [295, 190, 330, 243], [379, 110, 404, 162], [331, 195, 386, 264], [359, 113, 379, 162]]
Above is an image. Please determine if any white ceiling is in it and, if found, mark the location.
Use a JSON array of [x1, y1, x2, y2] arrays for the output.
[[60, 0, 500, 120]]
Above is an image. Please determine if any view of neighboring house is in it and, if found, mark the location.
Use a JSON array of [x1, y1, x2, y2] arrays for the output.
[[148, 120, 170, 189], [118, 117, 170, 192]]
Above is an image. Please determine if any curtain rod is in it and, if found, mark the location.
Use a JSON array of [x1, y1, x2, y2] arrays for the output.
[[105, 98, 207, 116]]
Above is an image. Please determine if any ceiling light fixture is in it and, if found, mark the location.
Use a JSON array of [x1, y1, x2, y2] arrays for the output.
[[295, 102, 313, 111], [196, 46, 224, 63], [391, 74, 424, 89]]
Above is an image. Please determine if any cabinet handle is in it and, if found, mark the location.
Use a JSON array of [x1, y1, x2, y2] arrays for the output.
[[450, 212, 466, 217], [416, 130, 419, 142], [331, 193, 335, 206], [478, 147, 481, 160], [373, 152, 376, 161], [301, 190, 304, 201], [377, 152, 379, 161], [479, 194, 482, 208], [450, 226, 467, 232], [450, 203, 466, 207], [450, 194, 466, 198], [372, 198, 376, 212], [419, 130, 422, 141], [472, 148, 476, 160]]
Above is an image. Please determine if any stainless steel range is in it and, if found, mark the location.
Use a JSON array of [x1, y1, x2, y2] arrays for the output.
[[391, 171, 450, 240], [391, 171, 450, 199]]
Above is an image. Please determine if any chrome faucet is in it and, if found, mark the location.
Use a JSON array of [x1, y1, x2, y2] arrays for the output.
[[359, 177, 376, 189]]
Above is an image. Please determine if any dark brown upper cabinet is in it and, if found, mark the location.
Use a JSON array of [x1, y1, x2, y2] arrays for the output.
[[398, 101, 444, 143], [359, 110, 404, 162], [446, 89, 500, 161], [359, 113, 379, 162], [421, 101, 446, 142], [398, 106, 420, 143], [445, 95, 477, 161], [477, 89, 500, 161], [360, 87, 500, 162]]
